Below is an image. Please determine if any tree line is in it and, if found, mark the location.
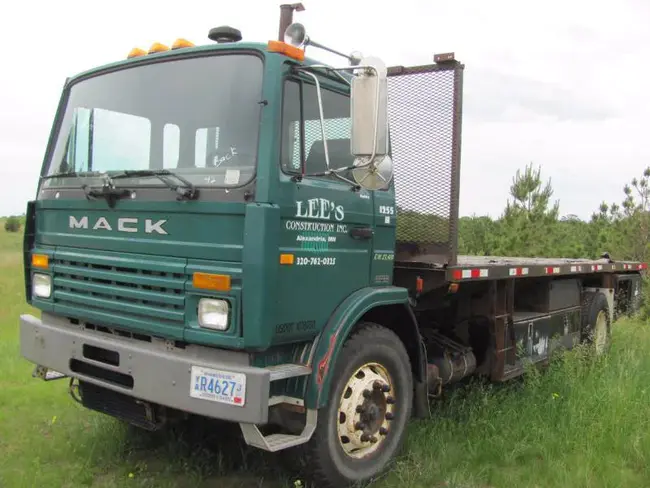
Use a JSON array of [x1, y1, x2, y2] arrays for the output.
[[457, 163, 650, 265]]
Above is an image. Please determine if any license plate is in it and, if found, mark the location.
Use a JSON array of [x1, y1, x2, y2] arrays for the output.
[[189, 365, 246, 406]]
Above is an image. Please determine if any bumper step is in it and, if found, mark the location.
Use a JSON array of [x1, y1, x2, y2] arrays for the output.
[[266, 364, 311, 381], [240, 409, 317, 452]]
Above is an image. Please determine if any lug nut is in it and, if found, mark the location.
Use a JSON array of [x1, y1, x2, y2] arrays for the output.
[[381, 384, 391, 393], [362, 389, 372, 399], [360, 433, 370, 442], [386, 396, 395, 404], [356, 405, 365, 413], [369, 435, 378, 444], [373, 381, 383, 390], [379, 427, 388, 436], [355, 421, 365, 431], [385, 412, 394, 421]]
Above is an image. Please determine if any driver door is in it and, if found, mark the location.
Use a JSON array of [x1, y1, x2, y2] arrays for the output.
[[273, 76, 375, 343]]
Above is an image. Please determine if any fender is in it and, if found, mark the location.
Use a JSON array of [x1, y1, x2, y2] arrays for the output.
[[304, 285, 423, 409]]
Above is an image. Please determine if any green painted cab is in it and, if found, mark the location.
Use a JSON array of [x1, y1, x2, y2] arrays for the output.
[[25, 38, 400, 358]]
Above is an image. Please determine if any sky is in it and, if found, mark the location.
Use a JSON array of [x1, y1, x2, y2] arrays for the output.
[[1, 0, 649, 220]]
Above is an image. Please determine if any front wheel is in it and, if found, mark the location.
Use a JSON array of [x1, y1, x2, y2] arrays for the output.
[[304, 322, 413, 488]]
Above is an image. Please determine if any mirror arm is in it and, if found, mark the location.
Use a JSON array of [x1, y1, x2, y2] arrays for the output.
[[310, 64, 383, 168], [332, 172, 361, 191], [295, 63, 383, 168], [300, 70, 330, 171], [302, 64, 352, 86]]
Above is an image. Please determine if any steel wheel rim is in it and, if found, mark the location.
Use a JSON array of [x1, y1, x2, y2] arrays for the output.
[[337, 362, 395, 459], [594, 310, 608, 354]]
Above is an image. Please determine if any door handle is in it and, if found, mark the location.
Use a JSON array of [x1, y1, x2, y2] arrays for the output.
[[349, 226, 374, 240]]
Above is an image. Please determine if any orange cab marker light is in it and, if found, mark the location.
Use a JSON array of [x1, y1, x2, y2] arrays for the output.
[[280, 253, 295, 265], [148, 42, 170, 54], [267, 40, 305, 62], [192, 272, 231, 291], [32, 254, 49, 269], [172, 38, 195, 50], [127, 47, 147, 59]]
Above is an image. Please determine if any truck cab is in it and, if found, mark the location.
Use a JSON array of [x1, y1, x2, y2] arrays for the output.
[[27, 28, 396, 351]]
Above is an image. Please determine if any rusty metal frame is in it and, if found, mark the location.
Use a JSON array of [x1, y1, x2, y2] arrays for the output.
[[387, 58, 465, 268]]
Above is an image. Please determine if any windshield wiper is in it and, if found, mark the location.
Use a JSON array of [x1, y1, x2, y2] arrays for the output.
[[82, 183, 131, 208], [111, 170, 199, 201], [41, 170, 129, 207], [40, 170, 106, 180]]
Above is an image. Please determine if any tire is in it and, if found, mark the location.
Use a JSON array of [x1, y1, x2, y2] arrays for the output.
[[303, 322, 413, 488], [580, 291, 611, 355]]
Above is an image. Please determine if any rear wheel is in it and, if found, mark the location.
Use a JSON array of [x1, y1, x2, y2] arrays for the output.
[[581, 291, 612, 355], [304, 322, 413, 488]]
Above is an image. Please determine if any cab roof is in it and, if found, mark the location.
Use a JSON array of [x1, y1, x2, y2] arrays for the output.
[[66, 40, 348, 86]]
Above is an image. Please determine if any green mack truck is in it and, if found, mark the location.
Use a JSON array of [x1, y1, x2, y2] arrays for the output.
[[19, 4, 645, 487]]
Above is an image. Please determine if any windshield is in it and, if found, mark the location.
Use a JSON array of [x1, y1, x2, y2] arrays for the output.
[[44, 53, 263, 189]]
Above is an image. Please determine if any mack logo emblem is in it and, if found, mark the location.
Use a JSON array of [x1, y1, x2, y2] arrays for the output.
[[69, 216, 168, 235]]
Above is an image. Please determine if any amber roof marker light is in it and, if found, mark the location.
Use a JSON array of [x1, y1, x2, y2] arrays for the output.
[[267, 40, 305, 61], [148, 42, 170, 54], [172, 38, 195, 50], [127, 47, 147, 59]]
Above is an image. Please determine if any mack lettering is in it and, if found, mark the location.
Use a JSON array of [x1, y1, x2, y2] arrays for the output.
[[69, 216, 168, 235]]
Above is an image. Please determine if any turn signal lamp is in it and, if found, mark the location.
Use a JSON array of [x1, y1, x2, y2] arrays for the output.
[[148, 42, 170, 54], [31, 254, 49, 269], [192, 272, 231, 292], [267, 40, 305, 61], [172, 38, 195, 49], [127, 47, 147, 59]]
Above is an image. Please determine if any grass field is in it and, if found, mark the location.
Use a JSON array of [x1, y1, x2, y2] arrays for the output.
[[2, 221, 650, 487]]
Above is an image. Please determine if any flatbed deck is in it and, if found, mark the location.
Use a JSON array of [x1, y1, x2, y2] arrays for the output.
[[395, 254, 647, 282]]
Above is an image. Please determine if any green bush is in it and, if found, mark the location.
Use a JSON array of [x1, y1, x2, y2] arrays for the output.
[[4, 216, 21, 233]]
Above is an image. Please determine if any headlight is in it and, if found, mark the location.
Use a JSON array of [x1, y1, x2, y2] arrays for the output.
[[32, 273, 52, 298], [198, 299, 229, 331]]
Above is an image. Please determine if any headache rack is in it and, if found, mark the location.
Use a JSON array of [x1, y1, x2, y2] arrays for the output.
[[387, 55, 464, 268]]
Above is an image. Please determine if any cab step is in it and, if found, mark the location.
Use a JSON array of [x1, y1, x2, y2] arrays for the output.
[[266, 363, 311, 381], [240, 409, 317, 452]]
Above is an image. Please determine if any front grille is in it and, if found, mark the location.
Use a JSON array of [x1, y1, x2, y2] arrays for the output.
[[51, 250, 186, 332]]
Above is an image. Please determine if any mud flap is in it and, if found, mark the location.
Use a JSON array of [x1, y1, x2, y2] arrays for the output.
[[412, 339, 430, 419], [413, 379, 430, 418]]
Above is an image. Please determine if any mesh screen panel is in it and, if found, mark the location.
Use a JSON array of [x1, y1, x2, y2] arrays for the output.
[[387, 62, 463, 266]]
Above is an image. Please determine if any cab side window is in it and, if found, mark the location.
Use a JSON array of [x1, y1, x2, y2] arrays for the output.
[[281, 79, 353, 179]]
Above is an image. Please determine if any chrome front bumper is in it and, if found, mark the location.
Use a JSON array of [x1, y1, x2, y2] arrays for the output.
[[20, 312, 271, 424]]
